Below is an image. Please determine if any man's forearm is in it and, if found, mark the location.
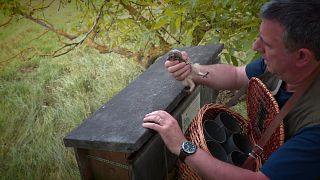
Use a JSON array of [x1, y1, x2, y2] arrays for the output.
[[191, 64, 248, 90], [184, 148, 268, 180]]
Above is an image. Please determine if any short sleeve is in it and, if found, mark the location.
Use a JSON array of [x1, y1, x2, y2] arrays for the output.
[[245, 57, 266, 79]]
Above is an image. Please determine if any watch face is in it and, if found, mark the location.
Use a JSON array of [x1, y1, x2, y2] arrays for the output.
[[182, 141, 197, 154]]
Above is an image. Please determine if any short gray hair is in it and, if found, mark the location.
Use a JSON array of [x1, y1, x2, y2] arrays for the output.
[[261, 0, 320, 60]]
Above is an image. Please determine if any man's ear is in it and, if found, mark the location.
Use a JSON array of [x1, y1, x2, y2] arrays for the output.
[[296, 48, 314, 67]]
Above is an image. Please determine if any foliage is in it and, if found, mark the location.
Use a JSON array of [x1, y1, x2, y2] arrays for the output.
[[0, 0, 265, 66]]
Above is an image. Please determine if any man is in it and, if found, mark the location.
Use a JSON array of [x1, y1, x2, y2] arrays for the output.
[[143, 0, 320, 179]]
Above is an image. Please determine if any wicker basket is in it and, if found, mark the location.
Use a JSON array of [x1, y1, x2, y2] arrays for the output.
[[177, 77, 285, 179]]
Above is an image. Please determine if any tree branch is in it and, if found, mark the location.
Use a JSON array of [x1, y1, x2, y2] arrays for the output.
[[118, 0, 172, 67], [29, 0, 55, 14], [19, 11, 79, 40], [0, 47, 36, 64], [26, 30, 50, 45], [119, 0, 172, 48], [147, 6, 181, 44], [48, 0, 108, 57]]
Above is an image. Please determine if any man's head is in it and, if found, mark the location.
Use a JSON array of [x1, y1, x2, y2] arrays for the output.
[[252, 0, 319, 84], [260, 0, 320, 61]]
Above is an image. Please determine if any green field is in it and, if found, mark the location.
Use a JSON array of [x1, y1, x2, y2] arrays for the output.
[[0, 2, 144, 179]]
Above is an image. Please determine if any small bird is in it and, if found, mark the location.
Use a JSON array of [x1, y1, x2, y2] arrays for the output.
[[167, 49, 209, 92]]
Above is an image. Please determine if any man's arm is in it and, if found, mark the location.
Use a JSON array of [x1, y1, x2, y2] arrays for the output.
[[190, 63, 249, 90], [143, 110, 269, 180], [165, 53, 249, 90], [185, 147, 269, 180]]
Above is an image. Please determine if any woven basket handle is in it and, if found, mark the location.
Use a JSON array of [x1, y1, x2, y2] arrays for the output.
[[242, 63, 320, 171]]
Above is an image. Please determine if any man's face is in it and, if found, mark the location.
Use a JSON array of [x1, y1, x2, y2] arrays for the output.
[[252, 20, 298, 80]]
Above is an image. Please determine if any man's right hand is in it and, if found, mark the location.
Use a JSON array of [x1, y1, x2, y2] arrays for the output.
[[164, 51, 192, 81]]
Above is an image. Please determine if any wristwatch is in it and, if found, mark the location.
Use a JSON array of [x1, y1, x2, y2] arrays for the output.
[[179, 141, 197, 162]]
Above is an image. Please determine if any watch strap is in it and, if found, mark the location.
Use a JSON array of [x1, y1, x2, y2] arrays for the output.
[[179, 141, 197, 162], [179, 148, 188, 162]]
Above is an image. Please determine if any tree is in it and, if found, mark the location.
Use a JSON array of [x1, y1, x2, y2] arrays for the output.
[[0, 0, 264, 67]]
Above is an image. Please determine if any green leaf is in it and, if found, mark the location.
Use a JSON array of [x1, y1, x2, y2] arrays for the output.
[[170, 20, 177, 34], [152, 17, 167, 30], [231, 55, 238, 66], [164, 9, 175, 17], [175, 15, 183, 32]]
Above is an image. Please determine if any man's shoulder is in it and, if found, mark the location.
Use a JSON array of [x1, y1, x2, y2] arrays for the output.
[[245, 57, 266, 79]]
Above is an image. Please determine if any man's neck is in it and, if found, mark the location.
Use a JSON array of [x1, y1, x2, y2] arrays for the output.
[[285, 83, 297, 92], [286, 63, 320, 92]]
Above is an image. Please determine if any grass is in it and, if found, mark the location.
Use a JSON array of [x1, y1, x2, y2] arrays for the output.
[[0, 2, 144, 179], [0, 50, 144, 179]]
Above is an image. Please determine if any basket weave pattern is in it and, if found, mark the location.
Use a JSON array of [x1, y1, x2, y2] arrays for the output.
[[246, 77, 284, 162], [177, 78, 285, 179]]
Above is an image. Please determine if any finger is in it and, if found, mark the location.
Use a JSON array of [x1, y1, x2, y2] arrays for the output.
[[157, 110, 173, 119], [146, 111, 176, 125], [142, 114, 163, 132], [145, 110, 169, 119], [172, 64, 191, 80], [145, 111, 161, 117], [142, 122, 161, 132], [167, 62, 186, 74], [179, 64, 192, 79], [144, 114, 163, 123], [143, 115, 159, 123], [181, 51, 190, 62], [165, 60, 179, 69]]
